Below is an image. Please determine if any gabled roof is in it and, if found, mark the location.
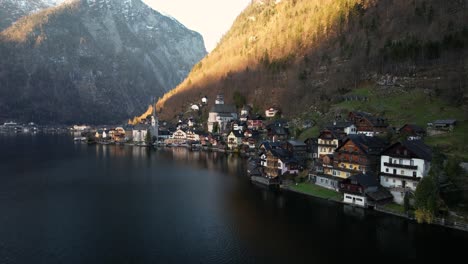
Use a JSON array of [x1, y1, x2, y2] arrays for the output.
[[339, 135, 387, 155], [349, 172, 379, 188], [325, 121, 354, 130], [229, 130, 244, 138], [318, 129, 346, 140], [349, 111, 388, 127], [287, 140, 307, 147], [382, 140, 432, 161], [260, 141, 281, 151], [433, 119, 457, 125], [399, 124, 425, 133]]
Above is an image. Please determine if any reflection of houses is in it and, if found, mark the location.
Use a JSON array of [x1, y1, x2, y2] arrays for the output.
[[133, 124, 149, 143], [263, 149, 299, 178], [348, 111, 388, 136], [380, 140, 432, 204], [399, 124, 426, 140], [227, 130, 244, 150], [207, 94, 238, 132], [340, 172, 392, 208]]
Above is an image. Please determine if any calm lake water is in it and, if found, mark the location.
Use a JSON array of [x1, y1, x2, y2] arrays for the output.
[[0, 134, 467, 263]]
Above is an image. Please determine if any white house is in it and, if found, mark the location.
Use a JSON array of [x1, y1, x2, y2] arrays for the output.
[[380, 140, 432, 204], [186, 130, 200, 142], [132, 124, 149, 143], [227, 130, 244, 150], [207, 94, 238, 133], [265, 107, 279, 118]]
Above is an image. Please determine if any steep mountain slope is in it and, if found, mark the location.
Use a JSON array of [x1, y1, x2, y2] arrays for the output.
[[0, 0, 206, 124], [0, 0, 64, 30], [156, 0, 467, 121]]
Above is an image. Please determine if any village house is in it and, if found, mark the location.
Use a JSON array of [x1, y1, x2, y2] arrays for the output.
[[427, 119, 457, 133], [312, 135, 387, 191], [186, 130, 201, 142], [132, 124, 149, 143], [240, 105, 252, 122], [207, 94, 238, 132], [317, 129, 345, 157], [259, 141, 281, 167], [265, 107, 280, 118], [247, 117, 264, 131], [325, 121, 357, 135], [348, 111, 388, 136], [304, 137, 319, 159], [263, 149, 299, 178], [283, 140, 308, 165], [340, 172, 392, 208], [380, 140, 433, 204], [227, 130, 244, 150], [399, 124, 426, 140], [266, 120, 289, 142]]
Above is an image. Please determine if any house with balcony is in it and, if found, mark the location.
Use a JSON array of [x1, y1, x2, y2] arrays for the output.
[[317, 129, 345, 157], [227, 130, 244, 150], [340, 172, 392, 208], [333, 135, 387, 178], [263, 149, 299, 178], [380, 140, 433, 204], [283, 140, 308, 165], [348, 111, 388, 136]]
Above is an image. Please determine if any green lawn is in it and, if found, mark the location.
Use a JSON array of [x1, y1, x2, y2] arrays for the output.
[[289, 183, 343, 201], [333, 86, 468, 160], [382, 202, 406, 214], [298, 126, 320, 141]]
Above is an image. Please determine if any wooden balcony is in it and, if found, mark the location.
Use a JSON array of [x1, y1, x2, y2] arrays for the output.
[[384, 162, 417, 170]]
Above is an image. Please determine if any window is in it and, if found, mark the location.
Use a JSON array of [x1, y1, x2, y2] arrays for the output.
[[389, 158, 393, 164], [320, 179, 324, 183], [345, 196, 352, 199], [325, 180, 329, 184], [410, 160, 414, 166], [346, 172, 351, 177], [356, 198, 363, 202], [385, 168, 389, 172], [399, 159, 403, 164], [413, 171, 417, 177], [401, 170, 405, 175]]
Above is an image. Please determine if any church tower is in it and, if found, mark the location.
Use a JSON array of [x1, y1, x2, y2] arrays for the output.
[[151, 99, 159, 142]]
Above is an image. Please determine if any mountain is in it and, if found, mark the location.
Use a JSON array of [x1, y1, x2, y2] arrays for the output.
[[155, 0, 467, 121], [0, 0, 65, 30], [0, 0, 206, 124]]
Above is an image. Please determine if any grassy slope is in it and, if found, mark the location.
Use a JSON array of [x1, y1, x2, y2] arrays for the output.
[[298, 84, 468, 159]]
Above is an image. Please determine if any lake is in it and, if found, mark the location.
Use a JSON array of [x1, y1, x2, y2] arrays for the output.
[[0, 134, 466, 263]]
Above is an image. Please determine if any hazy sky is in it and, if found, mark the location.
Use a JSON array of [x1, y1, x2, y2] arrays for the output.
[[144, 0, 251, 52]]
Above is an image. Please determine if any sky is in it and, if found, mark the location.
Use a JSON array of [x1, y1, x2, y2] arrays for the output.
[[143, 0, 251, 52]]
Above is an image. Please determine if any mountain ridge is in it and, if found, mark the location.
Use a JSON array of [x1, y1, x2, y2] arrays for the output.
[[0, 0, 207, 124], [155, 0, 467, 122]]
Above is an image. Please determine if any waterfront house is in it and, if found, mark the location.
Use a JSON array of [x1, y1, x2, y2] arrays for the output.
[[380, 140, 432, 204], [259, 141, 282, 166], [133, 124, 149, 143], [207, 94, 238, 133], [333, 135, 387, 178], [340, 172, 392, 208], [186, 130, 201, 142], [263, 149, 299, 178], [348, 111, 388, 136], [227, 130, 244, 150]]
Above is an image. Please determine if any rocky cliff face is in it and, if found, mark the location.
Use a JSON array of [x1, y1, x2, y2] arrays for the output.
[[0, 0, 206, 124], [0, 0, 64, 30]]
